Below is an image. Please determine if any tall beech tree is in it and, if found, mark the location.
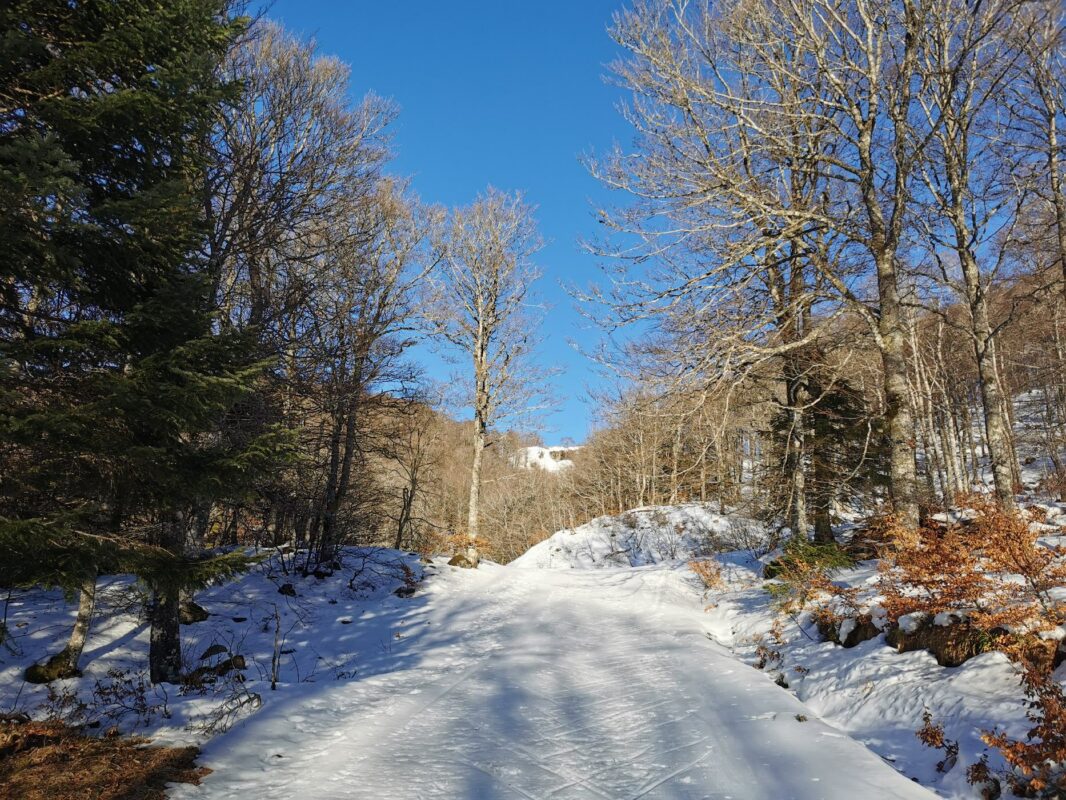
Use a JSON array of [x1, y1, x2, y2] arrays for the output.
[[428, 189, 548, 568], [595, 0, 951, 528]]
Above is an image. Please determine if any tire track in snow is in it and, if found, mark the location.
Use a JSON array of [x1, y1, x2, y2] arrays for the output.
[[179, 564, 938, 800]]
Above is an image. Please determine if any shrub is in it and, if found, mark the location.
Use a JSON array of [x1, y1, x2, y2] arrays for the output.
[[981, 663, 1066, 797], [879, 500, 1066, 795], [42, 668, 168, 729], [764, 537, 853, 615], [689, 558, 725, 590], [878, 500, 1065, 639], [916, 709, 959, 774], [752, 620, 786, 670]]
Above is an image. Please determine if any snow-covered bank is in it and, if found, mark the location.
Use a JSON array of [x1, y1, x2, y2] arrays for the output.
[[0, 548, 427, 745], [4, 502, 1062, 798], [512, 502, 763, 568], [694, 552, 1035, 799], [3, 529, 937, 799], [517, 502, 1066, 798]]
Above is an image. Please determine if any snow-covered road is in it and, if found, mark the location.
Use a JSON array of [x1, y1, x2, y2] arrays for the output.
[[176, 564, 935, 800]]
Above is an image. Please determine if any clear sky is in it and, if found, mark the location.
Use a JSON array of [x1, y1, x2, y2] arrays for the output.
[[267, 0, 633, 444]]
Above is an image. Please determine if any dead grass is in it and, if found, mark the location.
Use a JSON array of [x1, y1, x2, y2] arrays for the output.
[[688, 558, 725, 590], [0, 719, 209, 800]]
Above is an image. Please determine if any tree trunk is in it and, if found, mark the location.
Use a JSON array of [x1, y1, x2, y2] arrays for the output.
[[25, 576, 97, 683], [464, 420, 485, 567], [394, 486, 413, 550], [811, 442, 834, 544], [1047, 107, 1066, 308], [973, 332, 1016, 507], [784, 373, 808, 539], [149, 587, 181, 684], [947, 159, 1017, 507], [66, 577, 95, 667], [321, 399, 360, 562], [877, 257, 920, 527], [149, 516, 184, 684]]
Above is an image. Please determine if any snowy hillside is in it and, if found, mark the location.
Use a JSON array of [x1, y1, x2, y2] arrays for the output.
[[693, 551, 1037, 799], [511, 445, 578, 472], [691, 512, 1066, 799], [517, 501, 1066, 799], [512, 502, 764, 568], [0, 548, 428, 745], [2, 539, 936, 799], [1012, 390, 1066, 489], [4, 505, 1064, 798]]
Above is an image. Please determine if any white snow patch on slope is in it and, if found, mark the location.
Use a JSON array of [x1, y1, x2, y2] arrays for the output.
[[9, 503, 1060, 799], [512, 445, 577, 472], [0, 547, 425, 745], [512, 502, 765, 569]]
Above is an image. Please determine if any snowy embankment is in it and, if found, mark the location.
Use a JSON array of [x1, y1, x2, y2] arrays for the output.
[[0, 548, 427, 744], [4, 521, 935, 799], [512, 502, 762, 568], [4, 503, 1060, 798], [527, 502, 1066, 799]]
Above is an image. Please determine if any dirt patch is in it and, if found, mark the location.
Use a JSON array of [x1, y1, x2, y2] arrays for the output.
[[817, 614, 882, 648], [884, 618, 993, 667], [0, 719, 209, 800]]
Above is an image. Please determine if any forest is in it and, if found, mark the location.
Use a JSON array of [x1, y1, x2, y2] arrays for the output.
[[2, 1, 1066, 798]]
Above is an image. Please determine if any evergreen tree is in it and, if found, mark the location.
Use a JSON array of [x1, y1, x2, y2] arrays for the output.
[[804, 376, 889, 542], [765, 364, 888, 543], [0, 1, 284, 683]]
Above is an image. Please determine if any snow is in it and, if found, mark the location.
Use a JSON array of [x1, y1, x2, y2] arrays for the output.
[[696, 552, 1064, 799], [513, 503, 763, 568], [0, 548, 426, 744], [5, 502, 1062, 798], [173, 564, 932, 800], [898, 613, 925, 634], [512, 445, 578, 472]]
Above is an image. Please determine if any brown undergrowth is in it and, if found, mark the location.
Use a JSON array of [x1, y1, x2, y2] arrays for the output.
[[0, 718, 209, 800], [688, 558, 725, 590], [765, 501, 1066, 794], [859, 502, 1065, 795]]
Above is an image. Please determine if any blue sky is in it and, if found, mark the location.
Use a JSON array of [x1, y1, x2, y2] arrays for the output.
[[268, 0, 633, 443]]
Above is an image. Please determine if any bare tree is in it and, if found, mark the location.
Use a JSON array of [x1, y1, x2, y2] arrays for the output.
[[206, 21, 394, 330], [914, 0, 1026, 506], [289, 180, 435, 569], [428, 189, 549, 567], [1010, 2, 1066, 303], [379, 399, 442, 551], [594, 0, 948, 527]]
